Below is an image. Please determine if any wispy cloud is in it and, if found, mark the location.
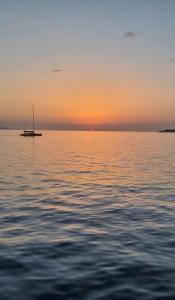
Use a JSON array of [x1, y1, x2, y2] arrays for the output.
[[123, 31, 137, 38], [52, 68, 64, 72]]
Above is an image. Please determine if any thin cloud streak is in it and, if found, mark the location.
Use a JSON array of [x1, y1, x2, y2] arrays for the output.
[[123, 31, 137, 38], [52, 69, 64, 72]]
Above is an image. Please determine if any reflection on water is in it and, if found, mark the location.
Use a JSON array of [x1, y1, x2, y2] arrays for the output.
[[0, 130, 175, 299]]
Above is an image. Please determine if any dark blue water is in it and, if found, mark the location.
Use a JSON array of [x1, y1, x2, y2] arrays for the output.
[[0, 131, 175, 299]]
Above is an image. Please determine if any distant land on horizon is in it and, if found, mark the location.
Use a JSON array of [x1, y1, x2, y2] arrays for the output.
[[1, 122, 174, 132], [0, 126, 8, 130]]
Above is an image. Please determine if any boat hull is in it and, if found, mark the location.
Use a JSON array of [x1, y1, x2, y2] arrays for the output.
[[160, 129, 175, 133], [20, 133, 42, 136]]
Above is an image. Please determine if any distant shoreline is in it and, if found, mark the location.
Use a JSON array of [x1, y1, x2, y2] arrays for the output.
[[0, 128, 159, 132]]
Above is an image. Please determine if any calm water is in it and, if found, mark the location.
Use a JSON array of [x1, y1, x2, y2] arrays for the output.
[[0, 130, 175, 300]]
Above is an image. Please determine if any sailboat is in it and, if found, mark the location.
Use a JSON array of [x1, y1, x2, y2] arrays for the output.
[[20, 106, 42, 136]]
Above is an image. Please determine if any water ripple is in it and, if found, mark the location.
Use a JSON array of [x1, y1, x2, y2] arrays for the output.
[[0, 131, 175, 299]]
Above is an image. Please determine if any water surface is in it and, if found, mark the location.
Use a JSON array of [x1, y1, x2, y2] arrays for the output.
[[0, 130, 175, 300]]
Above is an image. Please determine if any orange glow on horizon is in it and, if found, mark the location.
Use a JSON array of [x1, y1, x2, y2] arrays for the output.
[[1, 67, 175, 127]]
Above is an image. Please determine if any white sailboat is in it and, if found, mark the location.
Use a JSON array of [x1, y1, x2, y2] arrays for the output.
[[20, 106, 42, 136]]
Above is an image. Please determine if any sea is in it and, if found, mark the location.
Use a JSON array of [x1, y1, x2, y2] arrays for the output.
[[0, 130, 175, 300]]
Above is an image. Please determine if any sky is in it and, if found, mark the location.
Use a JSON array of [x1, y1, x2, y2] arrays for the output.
[[0, 0, 175, 130]]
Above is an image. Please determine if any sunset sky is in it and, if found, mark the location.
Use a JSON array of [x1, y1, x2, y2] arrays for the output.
[[1, 0, 175, 130]]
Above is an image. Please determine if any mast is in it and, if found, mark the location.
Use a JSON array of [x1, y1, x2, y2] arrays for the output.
[[32, 105, 35, 131]]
